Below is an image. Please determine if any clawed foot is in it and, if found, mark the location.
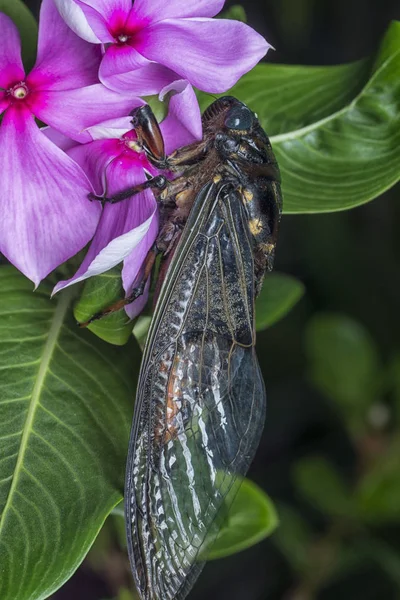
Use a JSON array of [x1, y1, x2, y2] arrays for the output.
[[88, 192, 107, 204]]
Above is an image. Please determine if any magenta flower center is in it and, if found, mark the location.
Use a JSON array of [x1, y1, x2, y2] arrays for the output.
[[8, 82, 29, 100], [110, 17, 145, 46]]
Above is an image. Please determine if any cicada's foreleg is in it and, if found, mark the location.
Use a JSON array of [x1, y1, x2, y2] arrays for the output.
[[130, 104, 166, 167], [78, 246, 158, 327], [166, 139, 208, 169], [88, 175, 168, 205], [132, 104, 208, 170]]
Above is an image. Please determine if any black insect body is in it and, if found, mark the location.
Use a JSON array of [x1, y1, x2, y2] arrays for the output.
[[90, 97, 282, 600]]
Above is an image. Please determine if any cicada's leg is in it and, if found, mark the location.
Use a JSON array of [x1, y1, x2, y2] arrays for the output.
[[78, 246, 158, 327], [130, 104, 166, 167], [166, 139, 208, 168], [88, 174, 168, 205], [132, 104, 208, 169]]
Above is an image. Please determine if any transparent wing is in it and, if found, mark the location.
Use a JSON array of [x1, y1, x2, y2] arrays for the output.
[[125, 184, 266, 600]]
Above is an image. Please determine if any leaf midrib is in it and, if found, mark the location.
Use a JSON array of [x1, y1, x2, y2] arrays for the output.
[[270, 49, 400, 145], [0, 289, 72, 536]]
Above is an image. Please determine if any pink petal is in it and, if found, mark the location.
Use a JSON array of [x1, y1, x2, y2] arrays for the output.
[[79, 0, 132, 25], [28, 0, 101, 91], [55, 0, 133, 43], [53, 158, 158, 293], [99, 43, 151, 89], [68, 132, 158, 187], [0, 13, 25, 88], [53, 209, 157, 293], [129, 0, 225, 22], [159, 80, 202, 154], [41, 126, 79, 152], [69, 3, 121, 42], [85, 116, 135, 140], [30, 84, 142, 142], [0, 107, 101, 286], [53, 0, 105, 42], [0, 93, 10, 115], [68, 138, 122, 193], [135, 18, 270, 92], [69, 134, 158, 194], [100, 59, 179, 95]]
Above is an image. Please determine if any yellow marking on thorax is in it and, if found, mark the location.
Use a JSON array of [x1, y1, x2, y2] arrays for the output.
[[175, 188, 192, 207], [249, 218, 263, 236], [242, 187, 254, 203], [259, 242, 275, 254]]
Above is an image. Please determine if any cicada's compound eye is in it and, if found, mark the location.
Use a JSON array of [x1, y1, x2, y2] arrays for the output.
[[224, 105, 254, 131]]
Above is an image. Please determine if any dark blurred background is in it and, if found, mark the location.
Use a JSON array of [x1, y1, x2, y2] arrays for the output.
[[22, 0, 400, 598]]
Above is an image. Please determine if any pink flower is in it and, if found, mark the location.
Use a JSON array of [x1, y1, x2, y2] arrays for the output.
[[54, 0, 270, 95], [53, 80, 202, 319], [0, 0, 144, 285]]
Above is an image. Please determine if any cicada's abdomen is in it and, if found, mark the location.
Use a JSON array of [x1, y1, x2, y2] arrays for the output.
[[238, 159, 282, 293]]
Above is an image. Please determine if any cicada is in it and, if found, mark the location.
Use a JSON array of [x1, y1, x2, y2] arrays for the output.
[[89, 96, 282, 599]]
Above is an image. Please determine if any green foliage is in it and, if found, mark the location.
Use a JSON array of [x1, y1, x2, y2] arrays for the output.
[[389, 353, 400, 416], [198, 21, 400, 213], [356, 443, 400, 524], [294, 457, 354, 518], [0, 0, 37, 70], [144, 94, 168, 123], [132, 315, 152, 349], [272, 505, 313, 573], [305, 313, 381, 428], [0, 266, 140, 600], [219, 4, 247, 22], [256, 272, 304, 331], [205, 478, 278, 560], [117, 591, 137, 600], [74, 266, 135, 346], [279, 311, 400, 597]]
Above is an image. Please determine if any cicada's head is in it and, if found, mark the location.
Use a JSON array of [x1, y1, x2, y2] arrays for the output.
[[202, 96, 253, 131], [203, 96, 275, 167]]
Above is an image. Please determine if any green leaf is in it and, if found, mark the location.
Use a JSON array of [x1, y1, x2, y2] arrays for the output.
[[0, 266, 140, 600], [256, 272, 305, 330], [143, 94, 168, 123], [0, 0, 38, 70], [294, 457, 354, 518], [356, 442, 400, 524], [305, 313, 381, 425], [117, 591, 137, 600], [198, 21, 400, 213], [206, 479, 278, 560], [219, 4, 247, 22], [360, 538, 400, 588], [132, 315, 152, 350], [272, 504, 313, 573], [388, 354, 400, 420], [74, 266, 134, 346]]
